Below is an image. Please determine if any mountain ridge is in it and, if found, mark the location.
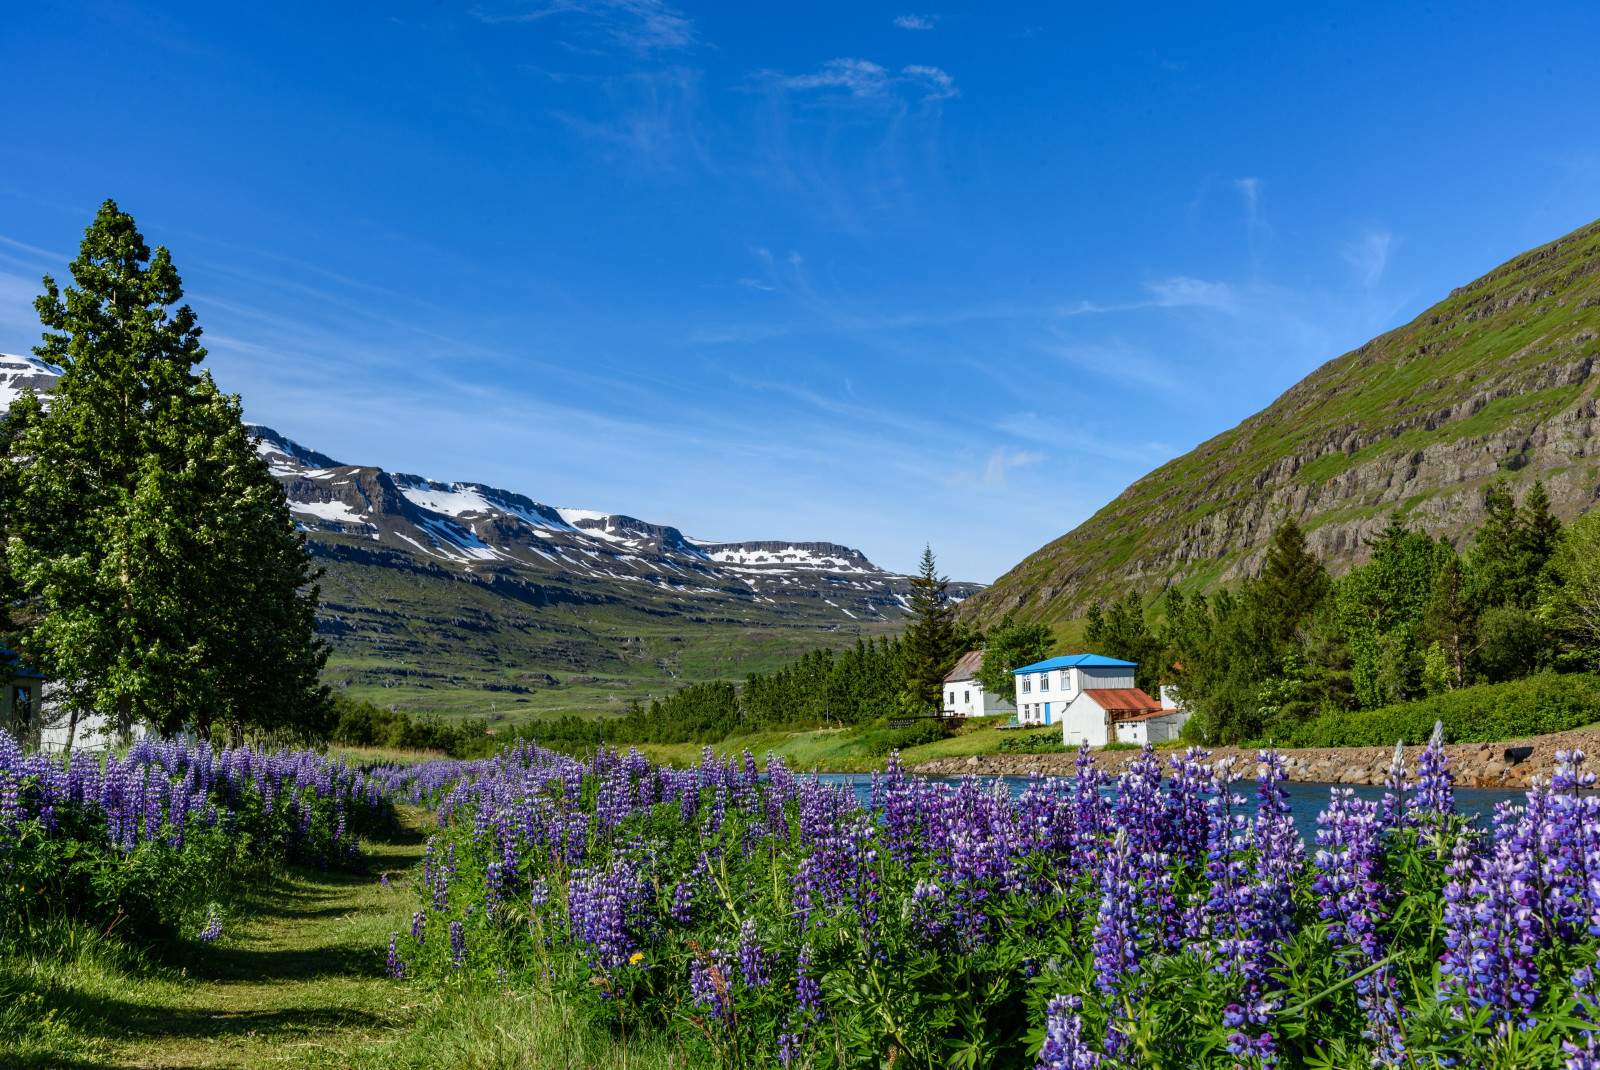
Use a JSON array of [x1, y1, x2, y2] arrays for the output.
[[962, 216, 1600, 628], [245, 422, 961, 618], [0, 371, 978, 717]]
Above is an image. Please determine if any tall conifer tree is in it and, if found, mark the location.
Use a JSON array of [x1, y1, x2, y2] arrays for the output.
[[1257, 515, 1331, 640], [897, 546, 975, 714], [0, 201, 329, 743]]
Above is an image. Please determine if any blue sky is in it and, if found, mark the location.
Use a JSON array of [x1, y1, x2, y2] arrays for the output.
[[3, 1, 1599, 582]]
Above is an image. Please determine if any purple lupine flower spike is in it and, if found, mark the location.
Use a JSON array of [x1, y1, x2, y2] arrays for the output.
[[1036, 994, 1100, 1069]]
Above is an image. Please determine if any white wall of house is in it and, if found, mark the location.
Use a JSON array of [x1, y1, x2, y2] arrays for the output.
[[1012, 665, 1137, 728], [38, 709, 143, 752], [1113, 711, 1189, 745], [941, 680, 1013, 717], [3, 679, 144, 753]]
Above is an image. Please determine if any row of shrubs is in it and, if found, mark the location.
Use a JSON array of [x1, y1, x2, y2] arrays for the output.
[[1285, 672, 1600, 747], [329, 694, 489, 757]]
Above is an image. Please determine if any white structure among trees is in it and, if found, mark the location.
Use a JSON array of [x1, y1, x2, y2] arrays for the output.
[[941, 651, 1015, 717], [1010, 654, 1190, 745]]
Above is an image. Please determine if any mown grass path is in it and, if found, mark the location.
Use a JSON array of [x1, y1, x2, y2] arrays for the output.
[[86, 816, 426, 1070]]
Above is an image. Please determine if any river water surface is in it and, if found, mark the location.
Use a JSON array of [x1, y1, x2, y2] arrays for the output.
[[815, 773, 1523, 843]]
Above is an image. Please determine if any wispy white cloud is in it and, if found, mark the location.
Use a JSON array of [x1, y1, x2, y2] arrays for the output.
[[1343, 229, 1394, 290], [476, 0, 696, 53], [894, 14, 936, 30], [1145, 276, 1237, 312], [1234, 177, 1260, 219], [901, 65, 958, 101], [778, 59, 958, 102], [782, 58, 891, 97], [0, 270, 44, 333], [982, 448, 1044, 486], [548, 66, 705, 168]]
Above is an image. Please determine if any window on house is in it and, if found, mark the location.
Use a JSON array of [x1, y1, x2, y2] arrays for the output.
[[1039, 673, 1049, 691], [1022, 676, 1031, 693], [948, 691, 955, 706], [1061, 671, 1073, 691], [12, 686, 31, 729]]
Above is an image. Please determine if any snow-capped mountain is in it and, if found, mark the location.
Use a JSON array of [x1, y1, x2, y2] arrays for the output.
[[0, 354, 61, 411], [0, 354, 979, 624], [250, 425, 975, 620]]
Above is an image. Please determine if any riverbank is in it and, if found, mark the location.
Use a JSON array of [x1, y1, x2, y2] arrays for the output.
[[910, 722, 1600, 787]]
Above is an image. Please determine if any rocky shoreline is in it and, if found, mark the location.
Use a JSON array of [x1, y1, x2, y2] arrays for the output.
[[910, 724, 1600, 789]]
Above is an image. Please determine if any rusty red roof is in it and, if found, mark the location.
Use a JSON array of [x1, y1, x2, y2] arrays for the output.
[[1110, 708, 1185, 723], [1081, 688, 1162, 715], [944, 650, 984, 683]]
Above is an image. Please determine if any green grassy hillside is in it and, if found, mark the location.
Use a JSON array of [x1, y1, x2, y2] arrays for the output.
[[965, 217, 1600, 628]]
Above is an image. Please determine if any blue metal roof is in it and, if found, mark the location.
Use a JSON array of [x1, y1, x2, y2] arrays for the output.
[[1, 649, 44, 680], [1010, 653, 1136, 674]]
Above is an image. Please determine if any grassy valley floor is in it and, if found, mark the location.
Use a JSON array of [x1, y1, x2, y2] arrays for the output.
[[2, 809, 663, 1070]]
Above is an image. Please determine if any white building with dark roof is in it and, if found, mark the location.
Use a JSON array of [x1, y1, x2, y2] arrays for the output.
[[941, 650, 1014, 717], [1011, 653, 1190, 745]]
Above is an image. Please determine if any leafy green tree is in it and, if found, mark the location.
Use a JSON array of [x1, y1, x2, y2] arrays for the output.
[[1084, 590, 1166, 695], [1540, 510, 1600, 668], [1474, 605, 1551, 682], [897, 546, 979, 714], [0, 201, 329, 743], [972, 611, 1052, 702], [1422, 552, 1477, 690], [1336, 515, 1453, 708]]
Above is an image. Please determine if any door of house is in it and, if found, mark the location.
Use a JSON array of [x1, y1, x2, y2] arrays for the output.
[[12, 684, 32, 732]]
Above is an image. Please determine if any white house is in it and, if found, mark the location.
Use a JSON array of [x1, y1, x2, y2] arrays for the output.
[[2, 653, 144, 752], [2, 653, 45, 748], [1111, 686, 1192, 745], [941, 650, 1015, 717], [1011, 654, 1190, 746]]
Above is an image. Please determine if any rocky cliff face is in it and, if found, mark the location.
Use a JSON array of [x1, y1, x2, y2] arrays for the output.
[[964, 217, 1600, 627]]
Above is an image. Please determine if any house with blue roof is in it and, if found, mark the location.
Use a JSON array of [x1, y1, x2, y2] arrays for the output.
[[2, 650, 46, 748], [1011, 653, 1190, 746]]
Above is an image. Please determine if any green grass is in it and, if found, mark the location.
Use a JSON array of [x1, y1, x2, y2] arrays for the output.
[[621, 718, 1084, 772], [0, 809, 663, 1070]]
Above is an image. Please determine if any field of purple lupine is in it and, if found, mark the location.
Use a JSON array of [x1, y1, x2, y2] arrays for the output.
[[388, 733, 1600, 1069], [0, 731, 415, 944], [5, 728, 1599, 1068]]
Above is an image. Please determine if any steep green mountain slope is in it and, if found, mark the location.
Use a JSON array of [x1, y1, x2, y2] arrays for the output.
[[965, 216, 1600, 628]]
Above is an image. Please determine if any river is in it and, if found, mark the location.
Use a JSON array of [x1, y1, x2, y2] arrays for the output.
[[814, 773, 1523, 843]]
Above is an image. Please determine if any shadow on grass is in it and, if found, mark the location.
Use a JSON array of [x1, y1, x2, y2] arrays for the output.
[[1, 820, 430, 1063]]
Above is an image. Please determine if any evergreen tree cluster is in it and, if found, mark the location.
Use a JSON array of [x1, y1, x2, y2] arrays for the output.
[[0, 202, 329, 745], [1089, 484, 1592, 744]]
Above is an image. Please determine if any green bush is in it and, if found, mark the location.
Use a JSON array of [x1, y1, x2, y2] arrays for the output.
[[998, 728, 1069, 754], [847, 717, 952, 757], [1287, 672, 1600, 747], [330, 693, 486, 756], [889, 718, 949, 751]]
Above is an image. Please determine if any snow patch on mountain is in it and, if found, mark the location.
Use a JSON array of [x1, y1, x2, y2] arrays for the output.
[[292, 500, 369, 524], [0, 354, 63, 412]]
